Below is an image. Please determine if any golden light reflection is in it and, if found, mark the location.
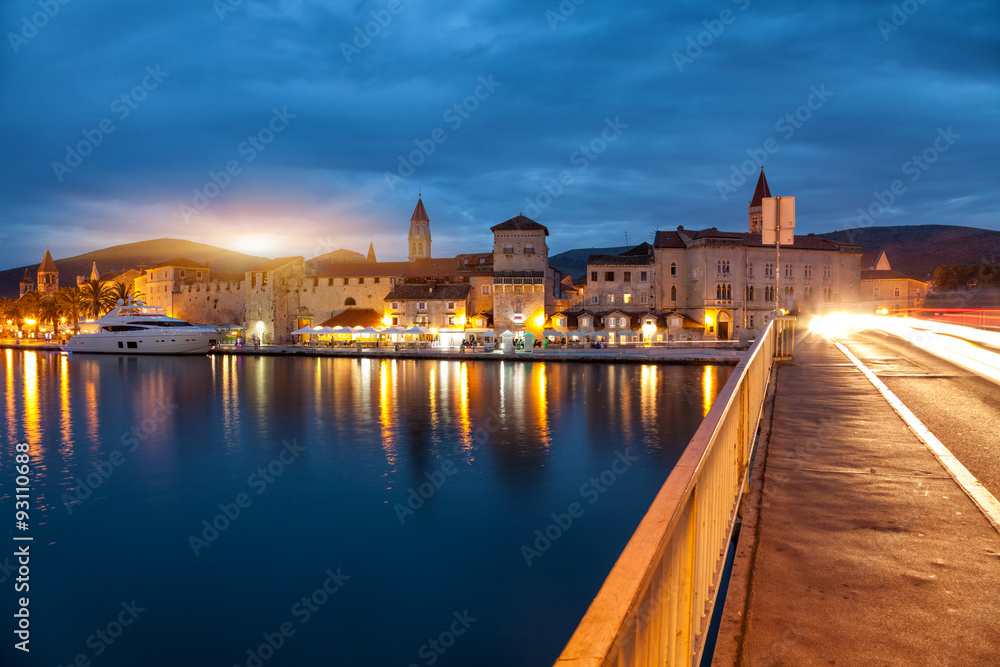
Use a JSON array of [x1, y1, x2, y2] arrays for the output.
[[22, 351, 41, 452], [221, 355, 241, 449], [429, 365, 437, 428], [640, 365, 658, 445], [702, 365, 715, 417], [534, 364, 550, 447], [457, 361, 472, 454], [59, 353, 73, 460], [5, 350, 15, 436], [379, 360, 399, 471]]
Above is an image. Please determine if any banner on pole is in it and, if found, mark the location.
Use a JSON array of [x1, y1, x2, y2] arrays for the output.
[[761, 196, 795, 245]]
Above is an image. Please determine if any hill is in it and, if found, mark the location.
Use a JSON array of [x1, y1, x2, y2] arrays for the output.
[[549, 246, 630, 279], [816, 225, 1000, 280], [305, 249, 366, 273], [1, 239, 269, 298]]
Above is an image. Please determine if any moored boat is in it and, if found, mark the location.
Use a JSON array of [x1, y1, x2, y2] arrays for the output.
[[63, 299, 219, 354]]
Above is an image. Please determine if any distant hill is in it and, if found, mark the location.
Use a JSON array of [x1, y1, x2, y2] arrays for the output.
[[305, 249, 366, 273], [1, 239, 269, 298], [817, 225, 1000, 280], [549, 246, 630, 279]]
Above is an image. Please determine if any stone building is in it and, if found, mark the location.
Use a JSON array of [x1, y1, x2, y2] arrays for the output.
[[407, 196, 432, 261], [134, 258, 211, 315], [491, 215, 552, 337], [860, 251, 926, 314], [244, 257, 304, 343]]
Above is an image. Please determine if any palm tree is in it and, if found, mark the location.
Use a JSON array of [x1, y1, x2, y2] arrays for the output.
[[17, 291, 42, 338], [38, 296, 63, 339], [79, 280, 116, 318], [108, 280, 142, 304], [0, 298, 17, 337], [55, 288, 86, 333]]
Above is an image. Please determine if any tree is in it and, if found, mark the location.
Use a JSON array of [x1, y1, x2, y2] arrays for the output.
[[0, 298, 17, 337], [79, 280, 116, 318], [38, 296, 61, 338], [108, 280, 142, 304], [17, 291, 42, 338], [55, 288, 86, 333]]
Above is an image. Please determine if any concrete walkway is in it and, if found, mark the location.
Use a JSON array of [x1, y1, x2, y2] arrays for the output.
[[715, 334, 1000, 666]]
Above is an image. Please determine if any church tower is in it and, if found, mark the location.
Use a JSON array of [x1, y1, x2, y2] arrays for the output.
[[747, 169, 771, 233], [37, 248, 59, 296], [407, 196, 431, 261], [19, 268, 33, 298]]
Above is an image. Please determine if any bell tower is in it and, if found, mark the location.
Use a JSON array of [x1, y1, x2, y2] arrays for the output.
[[747, 169, 771, 233], [37, 247, 59, 296], [408, 196, 431, 261]]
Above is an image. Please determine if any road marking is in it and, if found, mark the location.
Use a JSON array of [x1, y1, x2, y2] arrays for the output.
[[833, 339, 1000, 534]]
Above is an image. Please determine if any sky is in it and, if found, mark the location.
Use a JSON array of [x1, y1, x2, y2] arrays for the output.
[[0, 0, 997, 268]]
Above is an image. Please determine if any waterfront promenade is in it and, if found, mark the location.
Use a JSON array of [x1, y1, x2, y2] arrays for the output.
[[0, 339, 743, 365], [714, 333, 1000, 665]]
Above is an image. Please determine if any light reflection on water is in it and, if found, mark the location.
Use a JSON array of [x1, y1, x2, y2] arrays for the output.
[[0, 350, 731, 667]]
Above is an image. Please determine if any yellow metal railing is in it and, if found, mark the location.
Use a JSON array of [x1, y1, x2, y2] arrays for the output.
[[554, 316, 795, 667]]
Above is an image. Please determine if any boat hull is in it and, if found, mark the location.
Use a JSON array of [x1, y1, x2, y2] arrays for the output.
[[63, 330, 217, 355]]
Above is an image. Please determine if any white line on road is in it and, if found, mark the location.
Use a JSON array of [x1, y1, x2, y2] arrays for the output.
[[833, 339, 1000, 534]]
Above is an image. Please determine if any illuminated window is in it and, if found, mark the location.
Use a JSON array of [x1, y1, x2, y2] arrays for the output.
[[623, 294, 632, 304]]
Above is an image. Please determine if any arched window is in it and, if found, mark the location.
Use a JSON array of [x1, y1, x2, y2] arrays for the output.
[[514, 298, 522, 314], [716, 284, 722, 299], [344, 297, 356, 306], [670, 286, 677, 302], [893, 287, 900, 297], [726, 284, 732, 300], [873, 288, 880, 298], [670, 262, 677, 276]]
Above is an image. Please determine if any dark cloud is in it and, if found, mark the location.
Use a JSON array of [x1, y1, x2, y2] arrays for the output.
[[1, 0, 997, 267]]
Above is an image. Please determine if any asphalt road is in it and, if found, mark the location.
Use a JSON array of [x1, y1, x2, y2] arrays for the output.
[[837, 329, 1000, 501]]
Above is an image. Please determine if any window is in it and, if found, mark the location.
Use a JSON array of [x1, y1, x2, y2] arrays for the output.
[[590, 295, 599, 304], [262, 273, 267, 286], [514, 285, 522, 295], [179, 270, 186, 278], [417, 302, 427, 311], [765, 263, 774, 278], [447, 316, 457, 326], [804, 264, 812, 279], [327, 278, 334, 286], [765, 285, 775, 301], [716, 284, 732, 300], [391, 317, 399, 326], [345, 298, 356, 306], [671, 286, 677, 302], [747, 263, 754, 278], [640, 271, 648, 282], [374, 277, 380, 284], [514, 298, 522, 314], [640, 293, 648, 304], [623, 293, 632, 304], [446, 301, 456, 310], [785, 286, 794, 297], [873, 288, 880, 298], [746, 285, 754, 301], [196, 271, 202, 279], [894, 287, 900, 297], [749, 315, 755, 328], [670, 262, 677, 276], [557, 317, 566, 326], [482, 285, 490, 295], [824, 286, 833, 303], [717, 260, 730, 275], [623, 271, 631, 282], [607, 294, 615, 304], [358, 277, 365, 285], [784, 264, 793, 278], [391, 302, 400, 310], [605, 271, 615, 281], [591, 271, 598, 282], [503, 244, 514, 254], [823, 265, 832, 279], [524, 244, 534, 255]]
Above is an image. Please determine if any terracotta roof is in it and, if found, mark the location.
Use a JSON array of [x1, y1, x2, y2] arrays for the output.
[[664, 311, 704, 328], [749, 169, 771, 208], [385, 283, 471, 301], [248, 256, 303, 273], [320, 309, 383, 328], [490, 214, 549, 235], [155, 257, 208, 269], [622, 242, 653, 256], [321, 261, 409, 278], [39, 248, 57, 273], [403, 258, 466, 278], [690, 228, 858, 251], [411, 197, 429, 223], [861, 269, 925, 282], [456, 252, 493, 269], [653, 231, 687, 248]]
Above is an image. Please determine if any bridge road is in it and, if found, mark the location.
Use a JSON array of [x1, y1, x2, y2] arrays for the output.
[[713, 331, 1000, 666]]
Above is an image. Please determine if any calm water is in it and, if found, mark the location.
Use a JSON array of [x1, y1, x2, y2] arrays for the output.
[[0, 350, 730, 667]]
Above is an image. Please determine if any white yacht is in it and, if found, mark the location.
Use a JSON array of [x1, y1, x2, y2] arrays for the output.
[[64, 299, 220, 354]]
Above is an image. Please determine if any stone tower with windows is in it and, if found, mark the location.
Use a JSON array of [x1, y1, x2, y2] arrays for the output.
[[19, 268, 33, 297], [747, 169, 771, 233], [407, 196, 431, 261], [37, 248, 59, 296], [490, 214, 550, 337]]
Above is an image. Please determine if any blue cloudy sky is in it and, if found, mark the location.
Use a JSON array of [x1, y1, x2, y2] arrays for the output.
[[0, 0, 997, 267]]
